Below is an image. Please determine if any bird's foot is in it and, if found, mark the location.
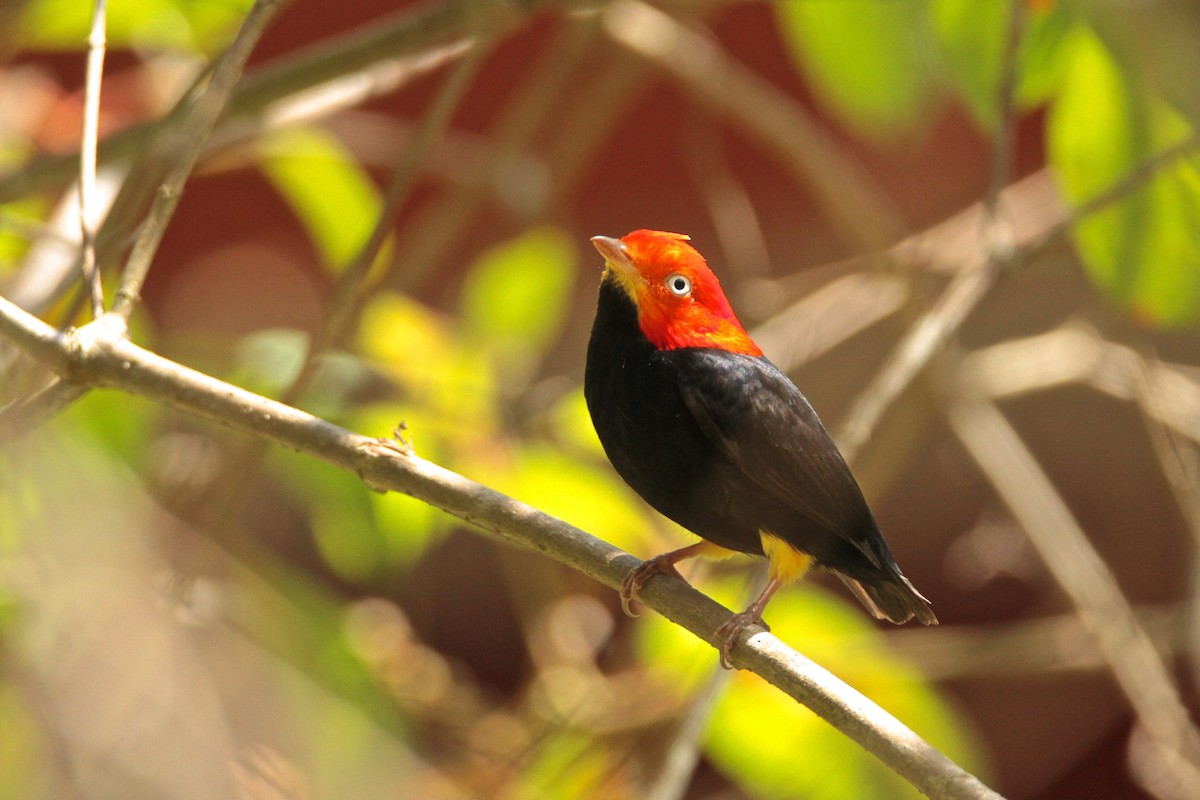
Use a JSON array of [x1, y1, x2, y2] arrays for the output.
[[620, 555, 684, 618], [713, 611, 770, 670]]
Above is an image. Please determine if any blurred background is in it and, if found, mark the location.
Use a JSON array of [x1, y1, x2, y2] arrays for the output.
[[2, 0, 1199, 798]]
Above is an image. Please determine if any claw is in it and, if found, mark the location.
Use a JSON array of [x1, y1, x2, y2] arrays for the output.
[[713, 611, 770, 670], [619, 573, 642, 618], [619, 555, 684, 617]]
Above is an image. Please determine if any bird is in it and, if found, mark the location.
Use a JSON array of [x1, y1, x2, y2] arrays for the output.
[[584, 229, 936, 668]]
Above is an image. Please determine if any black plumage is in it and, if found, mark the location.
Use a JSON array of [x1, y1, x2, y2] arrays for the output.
[[585, 277, 935, 630]]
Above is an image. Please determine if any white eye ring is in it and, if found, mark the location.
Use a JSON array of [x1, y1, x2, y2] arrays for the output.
[[666, 273, 692, 297]]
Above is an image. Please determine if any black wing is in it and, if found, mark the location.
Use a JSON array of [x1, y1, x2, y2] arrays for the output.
[[665, 349, 883, 568]]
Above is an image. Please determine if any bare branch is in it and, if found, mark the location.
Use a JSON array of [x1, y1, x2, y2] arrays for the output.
[[1032, 132, 1200, 254], [957, 324, 1200, 445], [947, 394, 1200, 798], [602, 0, 905, 253], [0, 296, 1001, 800], [296, 39, 491, 391], [880, 603, 1189, 681], [111, 0, 290, 320], [835, 1, 1025, 464], [79, 0, 107, 319]]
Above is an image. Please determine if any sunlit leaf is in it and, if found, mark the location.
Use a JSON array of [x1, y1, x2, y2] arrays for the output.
[[639, 580, 985, 799], [499, 443, 654, 554], [460, 227, 576, 386], [1080, 0, 1200, 127], [549, 390, 605, 459], [774, 0, 939, 137], [18, 0, 253, 53], [931, 0, 1073, 127], [371, 490, 448, 569], [61, 388, 154, 468], [271, 451, 384, 584], [359, 293, 499, 437], [358, 293, 453, 384], [352, 404, 452, 569], [519, 730, 623, 800], [1048, 29, 1200, 326], [260, 126, 381, 272], [0, 200, 49, 273]]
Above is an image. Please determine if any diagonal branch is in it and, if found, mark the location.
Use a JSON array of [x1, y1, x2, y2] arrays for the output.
[[946, 393, 1200, 799], [110, 0, 290, 320], [601, 0, 904, 253], [834, 0, 1025, 464], [0, 294, 1001, 800], [79, 0, 108, 320]]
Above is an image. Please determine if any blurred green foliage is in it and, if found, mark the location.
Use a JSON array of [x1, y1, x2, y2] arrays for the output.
[[260, 126, 384, 272], [1049, 28, 1200, 326], [7, 0, 1199, 796], [776, 1, 939, 136], [17, 0, 253, 53], [641, 581, 983, 800], [776, 0, 1200, 326]]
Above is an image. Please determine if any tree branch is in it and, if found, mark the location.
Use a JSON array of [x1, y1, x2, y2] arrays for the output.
[[111, 0, 289, 320], [0, 295, 1001, 800], [946, 393, 1200, 798], [79, 0, 108, 319]]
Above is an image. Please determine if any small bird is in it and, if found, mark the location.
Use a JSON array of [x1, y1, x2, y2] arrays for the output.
[[584, 230, 936, 668]]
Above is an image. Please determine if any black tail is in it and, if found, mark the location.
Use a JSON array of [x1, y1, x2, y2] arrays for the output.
[[838, 570, 938, 626]]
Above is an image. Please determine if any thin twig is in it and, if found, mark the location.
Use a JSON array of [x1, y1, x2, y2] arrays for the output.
[[79, 0, 108, 319], [295, 39, 491, 393], [182, 41, 491, 552], [957, 324, 1200, 445], [111, 0, 289, 320], [0, 380, 90, 444], [644, 663, 730, 800], [835, 0, 1025, 463], [601, 0, 904, 253], [879, 603, 1189, 681], [1132, 354, 1200, 706], [0, 297, 1001, 800], [1031, 132, 1200, 254], [641, 568, 765, 800], [0, 0, 286, 444], [946, 394, 1200, 798], [0, 0, 605, 206], [388, 15, 601, 290]]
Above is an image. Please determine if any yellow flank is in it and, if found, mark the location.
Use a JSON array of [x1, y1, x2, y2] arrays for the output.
[[760, 532, 815, 585]]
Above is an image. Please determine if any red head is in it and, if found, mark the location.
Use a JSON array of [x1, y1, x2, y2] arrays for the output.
[[591, 230, 761, 356]]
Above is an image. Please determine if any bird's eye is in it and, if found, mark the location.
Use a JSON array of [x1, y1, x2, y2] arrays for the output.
[[666, 273, 692, 297]]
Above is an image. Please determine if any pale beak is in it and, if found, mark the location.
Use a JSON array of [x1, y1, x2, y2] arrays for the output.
[[590, 235, 635, 279]]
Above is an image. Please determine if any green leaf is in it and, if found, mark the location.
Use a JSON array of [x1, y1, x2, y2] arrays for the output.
[[459, 227, 577, 383], [639, 581, 985, 799], [774, 0, 939, 137], [17, 0, 253, 53], [931, 0, 1073, 127], [1048, 29, 1200, 326], [498, 443, 655, 555], [271, 451, 385, 584], [0, 200, 49, 274], [549, 390, 606, 459], [1080, 0, 1200, 128], [260, 126, 381, 272]]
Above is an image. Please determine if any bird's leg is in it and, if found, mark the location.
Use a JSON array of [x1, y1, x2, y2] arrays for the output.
[[713, 577, 782, 670], [620, 541, 713, 617]]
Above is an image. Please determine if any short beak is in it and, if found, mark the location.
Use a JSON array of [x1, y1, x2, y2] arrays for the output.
[[590, 235, 634, 279]]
